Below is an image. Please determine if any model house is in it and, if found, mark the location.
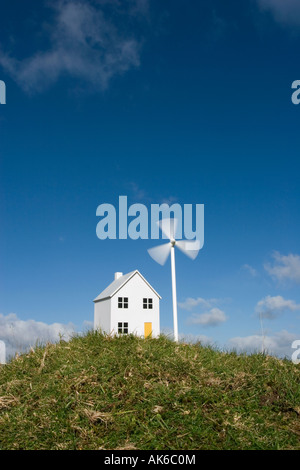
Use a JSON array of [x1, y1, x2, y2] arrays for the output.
[[93, 270, 161, 338]]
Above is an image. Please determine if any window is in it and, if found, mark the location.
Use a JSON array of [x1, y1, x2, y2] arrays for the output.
[[118, 322, 128, 334], [143, 298, 153, 309], [118, 297, 128, 308]]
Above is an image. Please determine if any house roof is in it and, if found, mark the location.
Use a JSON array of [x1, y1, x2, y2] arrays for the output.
[[93, 270, 161, 303]]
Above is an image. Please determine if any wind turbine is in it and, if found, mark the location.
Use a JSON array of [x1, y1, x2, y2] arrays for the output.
[[147, 218, 201, 342]]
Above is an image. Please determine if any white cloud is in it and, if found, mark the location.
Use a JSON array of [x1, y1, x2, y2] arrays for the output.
[[188, 308, 227, 327], [257, 0, 300, 26], [127, 181, 147, 201], [82, 320, 94, 330], [264, 252, 300, 284], [0, 0, 147, 93], [255, 295, 300, 319], [178, 297, 221, 311], [229, 330, 298, 358], [179, 297, 228, 327], [178, 297, 212, 311], [0, 313, 75, 359], [242, 264, 257, 277]]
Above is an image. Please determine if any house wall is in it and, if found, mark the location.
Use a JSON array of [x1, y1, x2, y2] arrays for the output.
[[110, 273, 160, 337], [94, 298, 111, 334]]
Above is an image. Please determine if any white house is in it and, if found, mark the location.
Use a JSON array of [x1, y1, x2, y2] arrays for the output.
[[93, 270, 161, 338]]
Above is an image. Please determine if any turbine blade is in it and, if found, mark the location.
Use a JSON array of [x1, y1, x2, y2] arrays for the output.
[[148, 242, 171, 265], [158, 218, 178, 240], [176, 239, 201, 260]]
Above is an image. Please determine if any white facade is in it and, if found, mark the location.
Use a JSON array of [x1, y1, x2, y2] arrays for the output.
[[94, 270, 161, 338]]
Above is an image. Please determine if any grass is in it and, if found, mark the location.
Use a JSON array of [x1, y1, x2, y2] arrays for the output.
[[0, 330, 299, 450]]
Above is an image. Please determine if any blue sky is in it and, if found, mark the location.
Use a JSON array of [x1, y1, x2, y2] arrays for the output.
[[1, 0, 300, 358]]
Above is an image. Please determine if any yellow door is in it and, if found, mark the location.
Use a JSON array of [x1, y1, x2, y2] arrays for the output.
[[144, 322, 152, 338]]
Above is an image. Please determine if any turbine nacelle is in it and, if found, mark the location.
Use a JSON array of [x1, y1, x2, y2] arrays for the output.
[[147, 218, 201, 266]]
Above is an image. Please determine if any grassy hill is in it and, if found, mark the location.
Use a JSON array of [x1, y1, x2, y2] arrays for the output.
[[0, 331, 299, 450]]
